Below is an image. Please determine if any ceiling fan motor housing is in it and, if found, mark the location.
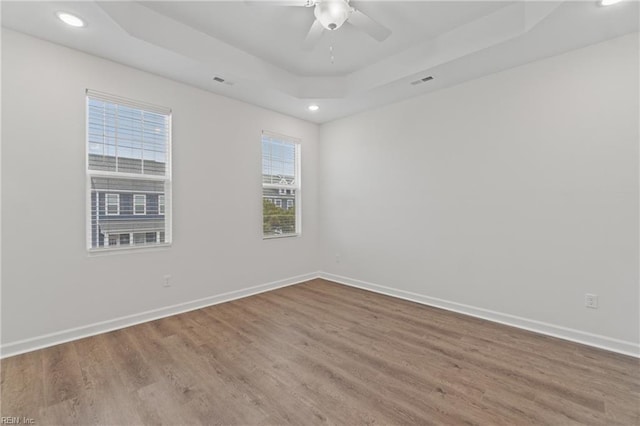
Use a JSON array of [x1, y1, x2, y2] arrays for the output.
[[314, 0, 352, 31]]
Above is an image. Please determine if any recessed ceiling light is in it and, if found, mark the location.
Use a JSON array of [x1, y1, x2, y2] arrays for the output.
[[308, 105, 319, 112], [56, 12, 86, 28], [599, 0, 622, 6]]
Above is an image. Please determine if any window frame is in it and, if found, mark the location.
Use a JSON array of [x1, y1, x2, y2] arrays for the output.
[[105, 193, 120, 216], [85, 90, 172, 253], [158, 195, 165, 215], [261, 131, 301, 239], [133, 194, 146, 215]]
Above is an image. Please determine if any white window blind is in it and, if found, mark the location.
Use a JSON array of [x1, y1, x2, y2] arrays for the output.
[[86, 90, 172, 250], [262, 131, 300, 238]]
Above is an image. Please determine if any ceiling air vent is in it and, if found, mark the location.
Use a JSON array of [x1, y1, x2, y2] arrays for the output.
[[410, 76, 434, 86], [213, 76, 235, 86]]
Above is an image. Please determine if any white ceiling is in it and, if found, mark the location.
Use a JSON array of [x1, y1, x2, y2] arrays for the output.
[[2, 1, 638, 123], [141, 1, 511, 76]]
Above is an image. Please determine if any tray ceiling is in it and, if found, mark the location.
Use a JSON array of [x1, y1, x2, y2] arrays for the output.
[[2, 1, 638, 123]]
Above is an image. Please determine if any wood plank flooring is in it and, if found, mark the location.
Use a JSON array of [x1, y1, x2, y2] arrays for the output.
[[1, 279, 639, 425]]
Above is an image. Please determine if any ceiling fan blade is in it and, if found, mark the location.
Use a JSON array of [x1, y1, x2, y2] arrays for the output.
[[302, 19, 324, 50], [244, 0, 314, 6], [348, 9, 391, 42]]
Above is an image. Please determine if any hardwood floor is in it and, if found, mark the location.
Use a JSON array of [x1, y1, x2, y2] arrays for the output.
[[2, 279, 639, 425]]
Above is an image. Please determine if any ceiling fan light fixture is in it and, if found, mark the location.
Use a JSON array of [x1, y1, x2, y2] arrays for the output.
[[314, 0, 351, 31]]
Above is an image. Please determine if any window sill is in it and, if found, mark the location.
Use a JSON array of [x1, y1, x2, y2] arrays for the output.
[[87, 243, 172, 257], [263, 233, 300, 240]]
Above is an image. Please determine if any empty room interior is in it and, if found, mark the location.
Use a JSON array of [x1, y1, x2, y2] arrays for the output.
[[1, 0, 639, 424]]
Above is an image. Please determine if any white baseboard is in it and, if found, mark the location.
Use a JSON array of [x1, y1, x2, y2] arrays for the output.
[[319, 272, 640, 358], [0, 272, 321, 359], [3, 271, 638, 359]]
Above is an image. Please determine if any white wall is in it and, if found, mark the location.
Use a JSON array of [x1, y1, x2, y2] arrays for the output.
[[1, 29, 320, 354], [319, 34, 639, 355], [2, 29, 638, 357]]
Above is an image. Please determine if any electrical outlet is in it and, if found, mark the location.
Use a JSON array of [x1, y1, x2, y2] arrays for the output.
[[163, 275, 172, 288], [335, 253, 341, 263], [585, 293, 598, 309]]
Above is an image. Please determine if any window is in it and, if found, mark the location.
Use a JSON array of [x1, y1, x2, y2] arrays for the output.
[[158, 195, 165, 215], [133, 233, 145, 245], [107, 233, 132, 247], [133, 194, 146, 215], [287, 199, 294, 209], [87, 90, 171, 250], [120, 234, 131, 246], [105, 193, 120, 216], [262, 132, 300, 238]]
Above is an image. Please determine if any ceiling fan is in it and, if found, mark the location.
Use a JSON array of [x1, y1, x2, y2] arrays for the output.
[[248, 0, 392, 49]]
